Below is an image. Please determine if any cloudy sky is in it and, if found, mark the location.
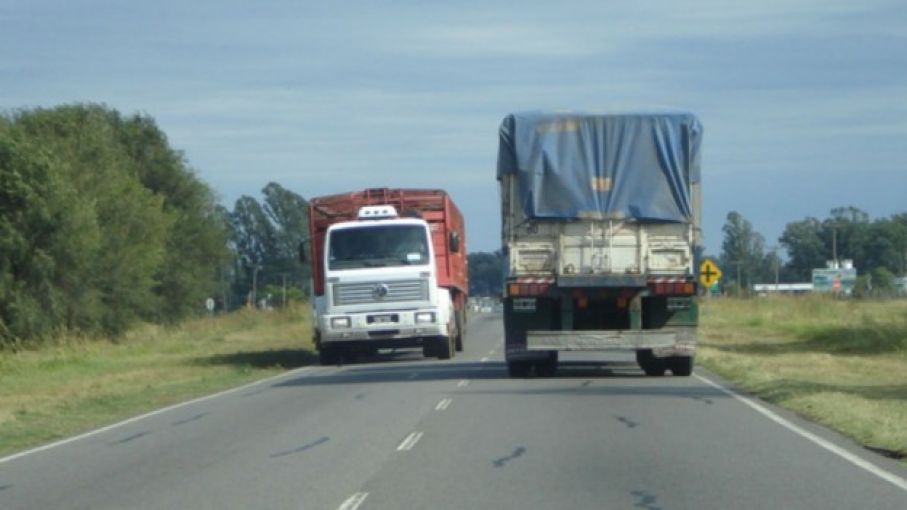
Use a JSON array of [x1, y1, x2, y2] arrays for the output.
[[2, 0, 905, 254]]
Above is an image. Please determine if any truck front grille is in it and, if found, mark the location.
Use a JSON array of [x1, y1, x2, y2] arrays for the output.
[[333, 279, 429, 306]]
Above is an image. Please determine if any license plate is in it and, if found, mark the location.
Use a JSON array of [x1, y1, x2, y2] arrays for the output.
[[513, 298, 537, 312], [368, 314, 397, 324]]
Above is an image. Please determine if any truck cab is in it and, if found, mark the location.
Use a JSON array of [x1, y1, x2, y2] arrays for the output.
[[312, 205, 457, 364]]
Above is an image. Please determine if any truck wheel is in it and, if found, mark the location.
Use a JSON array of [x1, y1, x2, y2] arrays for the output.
[[636, 350, 666, 376], [535, 352, 558, 377], [454, 311, 465, 352], [507, 360, 531, 378], [319, 346, 340, 366], [669, 356, 694, 376], [422, 341, 436, 358], [436, 336, 454, 360]]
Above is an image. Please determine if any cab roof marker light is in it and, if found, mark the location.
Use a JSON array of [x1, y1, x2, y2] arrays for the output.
[[357, 206, 399, 220]]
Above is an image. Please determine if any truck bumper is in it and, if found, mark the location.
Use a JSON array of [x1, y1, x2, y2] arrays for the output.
[[320, 308, 448, 344], [507, 327, 696, 360]]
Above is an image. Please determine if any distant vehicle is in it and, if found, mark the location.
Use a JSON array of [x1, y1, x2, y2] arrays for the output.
[[497, 112, 703, 377], [303, 188, 468, 364]]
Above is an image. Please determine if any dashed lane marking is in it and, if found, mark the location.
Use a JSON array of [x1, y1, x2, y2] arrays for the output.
[[457, 380, 469, 388], [396, 431, 424, 451], [337, 492, 368, 510], [435, 398, 453, 411], [480, 357, 489, 362]]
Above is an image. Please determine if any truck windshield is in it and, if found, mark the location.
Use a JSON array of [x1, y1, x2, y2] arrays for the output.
[[328, 225, 430, 270]]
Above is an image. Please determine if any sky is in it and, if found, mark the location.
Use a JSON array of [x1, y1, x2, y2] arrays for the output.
[[2, 0, 906, 255]]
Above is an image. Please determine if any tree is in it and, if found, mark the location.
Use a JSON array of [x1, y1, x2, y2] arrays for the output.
[[1, 103, 230, 341], [229, 195, 278, 306], [824, 206, 871, 270], [468, 251, 505, 296], [261, 182, 310, 293], [779, 217, 826, 281], [719, 211, 766, 294], [2, 105, 170, 336], [114, 114, 230, 321], [225, 184, 312, 308]]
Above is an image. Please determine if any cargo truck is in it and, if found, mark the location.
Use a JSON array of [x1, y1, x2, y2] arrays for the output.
[[498, 112, 702, 377], [304, 188, 468, 364]]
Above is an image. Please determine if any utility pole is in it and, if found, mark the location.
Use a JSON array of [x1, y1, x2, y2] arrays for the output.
[[832, 226, 838, 268], [281, 273, 288, 308], [251, 265, 262, 308], [769, 245, 780, 290], [735, 260, 744, 297]]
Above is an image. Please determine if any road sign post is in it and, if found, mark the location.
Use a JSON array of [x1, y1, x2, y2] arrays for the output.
[[699, 258, 723, 295]]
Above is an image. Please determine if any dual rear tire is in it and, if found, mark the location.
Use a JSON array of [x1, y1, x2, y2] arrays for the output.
[[507, 352, 558, 378], [636, 350, 694, 376]]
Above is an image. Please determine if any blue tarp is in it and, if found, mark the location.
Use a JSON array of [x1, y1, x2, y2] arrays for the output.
[[497, 111, 702, 222]]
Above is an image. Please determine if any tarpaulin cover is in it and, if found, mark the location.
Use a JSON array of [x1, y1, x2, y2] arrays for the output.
[[497, 111, 702, 222]]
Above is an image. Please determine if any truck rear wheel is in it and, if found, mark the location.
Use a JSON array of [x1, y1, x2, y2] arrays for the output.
[[534, 352, 558, 377], [507, 360, 531, 378], [669, 356, 694, 376], [636, 350, 666, 376]]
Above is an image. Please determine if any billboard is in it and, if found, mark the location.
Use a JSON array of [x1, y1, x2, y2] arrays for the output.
[[812, 268, 857, 294]]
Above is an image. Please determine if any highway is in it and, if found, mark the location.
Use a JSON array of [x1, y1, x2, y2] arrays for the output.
[[1, 313, 905, 509]]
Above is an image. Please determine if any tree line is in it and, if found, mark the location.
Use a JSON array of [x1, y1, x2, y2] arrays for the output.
[[0, 104, 312, 344], [718, 208, 907, 294]]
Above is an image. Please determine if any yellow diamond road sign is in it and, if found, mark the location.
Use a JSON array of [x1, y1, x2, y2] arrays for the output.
[[699, 258, 722, 288]]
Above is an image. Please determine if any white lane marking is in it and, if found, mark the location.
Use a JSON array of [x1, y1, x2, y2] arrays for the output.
[[396, 431, 424, 451], [457, 379, 469, 387], [408, 372, 419, 380], [435, 398, 453, 411], [0, 365, 321, 466], [488, 349, 496, 355], [693, 373, 907, 492], [337, 492, 369, 510], [480, 357, 489, 362]]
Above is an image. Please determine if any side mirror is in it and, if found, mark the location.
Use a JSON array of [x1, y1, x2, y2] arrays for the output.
[[449, 231, 461, 253], [298, 241, 307, 263]]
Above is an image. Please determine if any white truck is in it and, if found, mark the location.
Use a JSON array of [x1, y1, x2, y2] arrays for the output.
[[498, 112, 703, 377], [305, 189, 468, 364]]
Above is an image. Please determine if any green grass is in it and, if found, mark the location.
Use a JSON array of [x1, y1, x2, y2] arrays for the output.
[[699, 295, 907, 461], [0, 305, 315, 457]]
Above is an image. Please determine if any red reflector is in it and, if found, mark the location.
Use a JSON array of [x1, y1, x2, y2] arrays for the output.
[[656, 283, 667, 295], [674, 282, 685, 294], [520, 284, 530, 295], [529, 284, 540, 295]]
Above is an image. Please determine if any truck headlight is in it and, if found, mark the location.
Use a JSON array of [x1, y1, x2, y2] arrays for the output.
[[330, 316, 351, 329], [414, 312, 435, 324]]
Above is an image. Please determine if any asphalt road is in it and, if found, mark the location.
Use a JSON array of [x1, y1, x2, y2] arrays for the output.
[[1, 313, 905, 509]]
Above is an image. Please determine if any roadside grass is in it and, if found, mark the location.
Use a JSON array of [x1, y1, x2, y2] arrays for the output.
[[0, 305, 314, 457], [699, 295, 907, 461]]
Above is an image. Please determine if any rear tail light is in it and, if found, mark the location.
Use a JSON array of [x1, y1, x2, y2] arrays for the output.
[[651, 281, 696, 296], [507, 283, 549, 297]]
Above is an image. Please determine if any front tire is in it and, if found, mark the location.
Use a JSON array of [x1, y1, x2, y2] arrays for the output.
[[435, 335, 454, 360], [319, 345, 341, 366]]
